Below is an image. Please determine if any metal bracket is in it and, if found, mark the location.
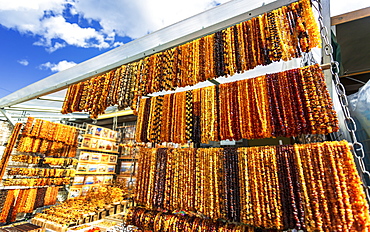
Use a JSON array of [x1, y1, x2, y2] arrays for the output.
[[208, 79, 221, 85]]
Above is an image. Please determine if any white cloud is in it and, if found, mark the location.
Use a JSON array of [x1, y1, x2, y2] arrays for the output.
[[113, 41, 125, 47], [39, 60, 77, 72], [0, 0, 369, 54], [0, 0, 110, 51], [37, 16, 110, 49], [72, 0, 231, 39], [0, 0, 66, 33], [0, 0, 233, 51], [45, 42, 66, 53], [17, 59, 29, 66]]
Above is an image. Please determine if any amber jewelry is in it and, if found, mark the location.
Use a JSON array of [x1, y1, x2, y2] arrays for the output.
[[308, 64, 339, 133], [98, 71, 114, 114], [29, 119, 42, 137], [146, 148, 158, 207], [223, 27, 236, 77], [249, 147, 263, 227], [328, 143, 354, 229], [22, 188, 37, 213], [127, 62, 138, 108], [286, 68, 307, 134], [277, 70, 296, 136], [151, 53, 163, 93], [299, 66, 319, 134], [192, 38, 201, 84], [258, 147, 271, 228], [127, 208, 253, 232], [250, 76, 266, 138], [107, 66, 121, 106], [8, 167, 75, 178], [179, 92, 188, 143], [300, 0, 321, 49], [172, 91, 187, 144], [268, 146, 283, 229], [312, 144, 334, 231], [278, 6, 294, 61], [223, 148, 240, 222], [72, 82, 85, 112], [204, 34, 215, 80], [192, 88, 202, 144], [250, 17, 262, 67], [186, 41, 195, 87], [148, 96, 164, 143], [333, 141, 370, 231], [161, 49, 176, 91], [273, 8, 288, 61], [142, 57, 152, 96], [242, 19, 254, 70], [133, 65, 339, 143], [200, 85, 219, 143], [257, 15, 269, 65], [198, 37, 207, 83], [135, 148, 149, 204], [135, 98, 150, 143], [257, 75, 272, 137], [229, 80, 241, 139], [61, 84, 74, 114], [160, 94, 174, 142], [75, 81, 88, 111], [152, 148, 168, 210], [61, 0, 322, 119], [320, 143, 348, 230], [214, 31, 226, 77], [44, 186, 59, 206], [237, 79, 252, 139], [0, 189, 20, 223], [185, 90, 193, 142], [218, 82, 231, 140], [163, 148, 174, 210], [22, 117, 35, 136], [134, 142, 370, 230], [135, 98, 146, 143], [132, 60, 145, 113], [297, 65, 340, 135], [276, 145, 306, 230], [176, 44, 184, 87], [237, 148, 252, 224]]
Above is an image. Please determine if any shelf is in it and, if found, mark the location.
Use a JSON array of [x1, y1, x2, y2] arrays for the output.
[[71, 183, 111, 188], [82, 134, 118, 142], [0, 185, 63, 190], [118, 157, 137, 160], [117, 174, 135, 177], [78, 160, 117, 165], [78, 147, 119, 154], [75, 172, 116, 175]]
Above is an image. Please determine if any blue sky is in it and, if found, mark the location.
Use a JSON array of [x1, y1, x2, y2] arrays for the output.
[[0, 0, 368, 99], [0, 0, 231, 99]]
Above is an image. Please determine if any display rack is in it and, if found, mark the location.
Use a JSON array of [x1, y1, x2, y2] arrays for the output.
[[0, 117, 80, 225], [116, 124, 138, 192], [2, 0, 368, 231], [70, 124, 119, 198]]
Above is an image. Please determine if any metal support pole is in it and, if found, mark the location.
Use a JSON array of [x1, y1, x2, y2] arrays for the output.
[[0, 108, 14, 128]]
